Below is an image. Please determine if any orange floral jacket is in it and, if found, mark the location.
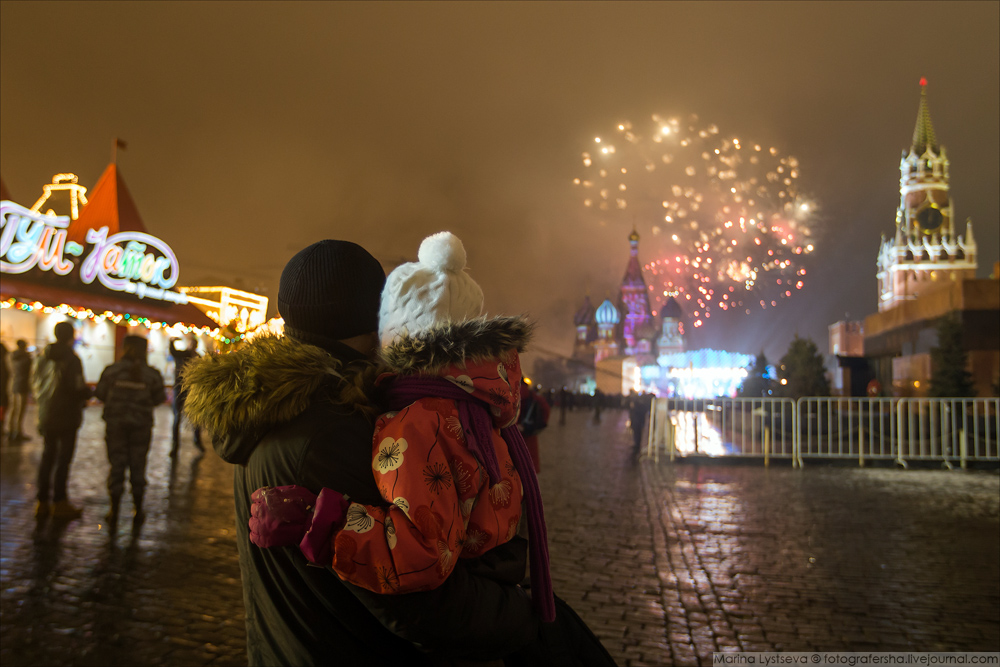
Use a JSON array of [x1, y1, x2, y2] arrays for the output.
[[331, 351, 524, 594]]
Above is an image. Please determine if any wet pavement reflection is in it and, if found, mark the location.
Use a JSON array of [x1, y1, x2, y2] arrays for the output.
[[1, 405, 245, 667], [541, 409, 999, 666]]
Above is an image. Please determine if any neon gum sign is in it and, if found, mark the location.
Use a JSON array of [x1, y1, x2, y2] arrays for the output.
[[1, 200, 188, 304], [0, 202, 76, 275], [80, 227, 179, 290]]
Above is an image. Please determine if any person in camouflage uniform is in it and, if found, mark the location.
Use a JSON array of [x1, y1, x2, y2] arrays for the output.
[[95, 335, 166, 524]]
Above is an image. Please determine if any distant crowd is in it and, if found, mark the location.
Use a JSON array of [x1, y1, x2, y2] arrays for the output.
[[0, 330, 204, 523]]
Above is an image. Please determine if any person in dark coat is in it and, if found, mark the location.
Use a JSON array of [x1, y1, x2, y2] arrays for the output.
[[558, 387, 569, 425], [6, 339, 32, 441], [518, 378, 551, 474], [31, 321, 91, 519], [628, 392, 653, 458], [182, 240, 541, 667], [0, 342, 8, 442], [95, 335, 166, 524], [169, 333, 203, 457]]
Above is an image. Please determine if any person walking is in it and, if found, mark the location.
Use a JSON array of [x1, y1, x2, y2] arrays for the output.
[[95, 335, 166, 525], [182, 240, 543, 667], [518, 378, 551, 473], [31, 321, 91, 519], [0, 342, 9, 444], [593, 388, 604, 423], [6, 340, 32, 442], [169, 333, 203, 457], [628, 392, 653, 459]]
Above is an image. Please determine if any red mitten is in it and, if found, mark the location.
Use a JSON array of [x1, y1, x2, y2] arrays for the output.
[[299, 488, 351, 565], [249, 485, 318, 548]]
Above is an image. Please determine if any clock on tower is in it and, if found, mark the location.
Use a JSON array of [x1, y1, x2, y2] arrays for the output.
[[915, 203, 943, 234]]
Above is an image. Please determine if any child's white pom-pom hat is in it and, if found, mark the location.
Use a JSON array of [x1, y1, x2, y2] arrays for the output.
[[378, 231, 485, 346]]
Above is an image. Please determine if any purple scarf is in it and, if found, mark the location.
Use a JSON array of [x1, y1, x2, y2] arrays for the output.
[[387, 375, 555, 623]]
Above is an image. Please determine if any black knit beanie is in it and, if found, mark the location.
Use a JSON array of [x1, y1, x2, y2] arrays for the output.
[[278, 240, 386, 349]]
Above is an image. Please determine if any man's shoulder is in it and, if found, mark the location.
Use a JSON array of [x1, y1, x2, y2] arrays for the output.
[[292, 399, 373, 441], [100, 361, 124, 377], [254, 400, 378, 498], [253, 397, 372, 449], [143, 366, 165, 389]]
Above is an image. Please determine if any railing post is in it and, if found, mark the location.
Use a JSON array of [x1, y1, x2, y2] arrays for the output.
[[650, 400, 660, 464], [693, 410, 699, 455], [896, 399, 908, 469], [859, 424, 865, 468], [960, 428, 967, 470], [645, 404, 655, 462], [668, 416, 675, 463], [764, 426, 770, 468], [793, 397, 802, 468], [939, 400, 951, 470]]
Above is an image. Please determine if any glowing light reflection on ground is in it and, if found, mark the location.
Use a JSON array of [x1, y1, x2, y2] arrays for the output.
[[670, 411, 726, 456]]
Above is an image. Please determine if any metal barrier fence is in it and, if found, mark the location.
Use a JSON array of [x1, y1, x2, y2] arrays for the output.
[[648, 396, 1000, 468], [647, 398, 798, 465], [796, 397, 897, 466]]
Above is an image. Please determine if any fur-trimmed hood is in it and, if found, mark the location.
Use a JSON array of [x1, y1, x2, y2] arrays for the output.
[[379, 315, 533, 428], [182, 334, 376, 439], [379, 315, 533, 375]]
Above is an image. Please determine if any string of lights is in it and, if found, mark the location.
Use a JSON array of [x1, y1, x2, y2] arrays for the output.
[[0, 296, 236, 341]]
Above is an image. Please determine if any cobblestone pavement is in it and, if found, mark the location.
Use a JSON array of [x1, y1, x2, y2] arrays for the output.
[[2, 405, 998, 666], [542, 409, 1000, 666]]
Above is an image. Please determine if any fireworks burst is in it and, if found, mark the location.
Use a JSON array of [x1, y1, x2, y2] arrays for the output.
[[574, 114, 816, 327]]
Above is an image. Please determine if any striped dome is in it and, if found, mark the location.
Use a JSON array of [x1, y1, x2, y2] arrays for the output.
[[595, 299, 620, 325]]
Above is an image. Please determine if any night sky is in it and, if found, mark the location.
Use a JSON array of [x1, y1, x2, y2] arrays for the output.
[[2, 2, 997, 373]]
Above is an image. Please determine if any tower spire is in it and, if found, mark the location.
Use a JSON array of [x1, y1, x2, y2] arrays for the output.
[[879, 77, 976, 313], [911, 78, 938, 155]]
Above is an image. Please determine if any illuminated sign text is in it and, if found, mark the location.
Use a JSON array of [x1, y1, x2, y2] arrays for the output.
[[1, 200, 188, 304]]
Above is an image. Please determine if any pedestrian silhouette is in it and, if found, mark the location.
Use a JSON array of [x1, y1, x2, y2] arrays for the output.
[[169, 334, 204, 457], [95, 335, 166, 525], [518, 378, 551, 473], [628, 391, 653, 459], [0, 341, 8, 444], [31, 322, 91, 520], [7, 340, 32, 442]]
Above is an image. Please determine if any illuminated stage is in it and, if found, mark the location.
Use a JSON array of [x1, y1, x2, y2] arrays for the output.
[[626, 348, 755, 399]]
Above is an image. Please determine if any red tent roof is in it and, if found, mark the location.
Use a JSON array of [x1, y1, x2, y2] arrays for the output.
[[67, 163, 148, 244]]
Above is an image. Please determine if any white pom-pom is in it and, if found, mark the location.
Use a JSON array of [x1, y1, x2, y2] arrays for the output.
[[418, 231, 466, 272]]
